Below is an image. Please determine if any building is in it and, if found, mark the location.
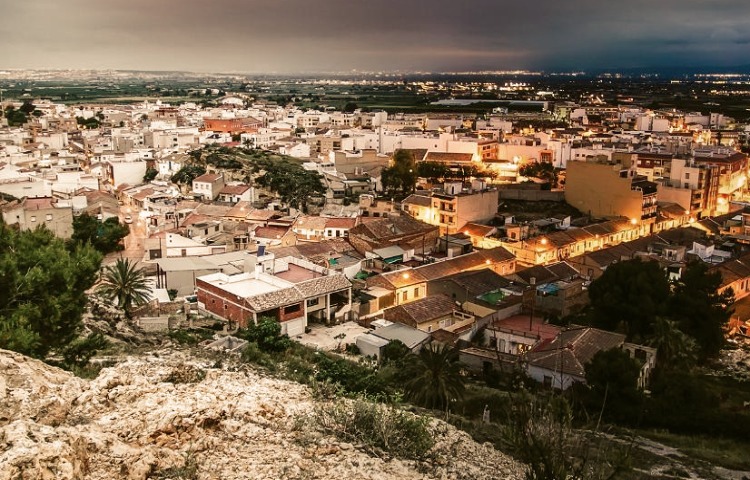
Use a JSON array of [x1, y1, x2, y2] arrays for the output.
[[657, 158, 719, 217], [692, 148, 749, 214], [192, 173, 225, 201], [348, 215, 439, 257], [382, 294, 474, 333], [1, 196, 74, 239], [196, 250, 352, 335], [218, 184, 254, 204], [525, 326, 656, 390], [565, 160, 657, 222], [402, 182, 499, 235], [203, 117, 262, 134]]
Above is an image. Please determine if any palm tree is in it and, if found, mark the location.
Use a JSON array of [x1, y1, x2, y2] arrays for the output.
[[403, 343, 465, 411], [97, 258, 151, 318], [647, 317, 697, 371]]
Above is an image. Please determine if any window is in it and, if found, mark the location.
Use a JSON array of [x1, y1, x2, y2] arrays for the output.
[[306, 298, 320, 307], [30, 216, 37, 222], [45, 214, 53, 222], [402, 291, 408, 302], [543, 375, 553, 388], [413, 287, 419, 298], [284, 304, 301, 314], [685, 173, 690, 180]]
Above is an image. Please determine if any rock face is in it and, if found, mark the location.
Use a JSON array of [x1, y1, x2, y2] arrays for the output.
[[0, 349, 525, 480]]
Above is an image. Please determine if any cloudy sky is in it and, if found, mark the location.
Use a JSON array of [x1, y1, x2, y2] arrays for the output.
[[3, 0, 749, 73]]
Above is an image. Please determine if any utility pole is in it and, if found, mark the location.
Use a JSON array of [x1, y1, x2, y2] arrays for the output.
[[529, 276, 536, 332]]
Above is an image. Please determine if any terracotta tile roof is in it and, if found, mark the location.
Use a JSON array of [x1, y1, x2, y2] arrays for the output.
[[294, 215, 328, 231], [324, 217, 357, 229], [383, 294, 456, 327], [367, 269, 428, 290], [194, 173, 222, 183], [244, 274, 351, 312], [132, 188, 156, 201], [440, 268, 511, 296], [400, 149, 428, 162], [253, 225, 290, 240], [711, 253, 750, 289], [225, 201, 253, 219], [349, 215, 436, 241], [247, 209, 281, 221], [461, 223, 496, 237], [424, 152, 474, 163], [414, 247, 514, 282], [219, 184, 251, 195], [526, 327, 626, 378], [403, 194, 432, 207]]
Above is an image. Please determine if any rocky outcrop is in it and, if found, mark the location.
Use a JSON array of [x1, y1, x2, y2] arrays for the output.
[[0, 349, 525, 480]]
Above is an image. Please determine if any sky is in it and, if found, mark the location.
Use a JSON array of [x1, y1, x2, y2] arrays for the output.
[[3, 0, 750, 73]]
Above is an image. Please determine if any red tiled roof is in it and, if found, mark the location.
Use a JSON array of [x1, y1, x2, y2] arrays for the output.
[[325, 217, 356, 229]]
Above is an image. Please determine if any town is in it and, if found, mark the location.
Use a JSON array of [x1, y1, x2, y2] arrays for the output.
[[2, 70, 750, 479]]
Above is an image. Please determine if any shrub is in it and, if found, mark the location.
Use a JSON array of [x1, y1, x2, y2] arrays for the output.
[[311, 398, 434, 460], [238, 318, 291, 353]]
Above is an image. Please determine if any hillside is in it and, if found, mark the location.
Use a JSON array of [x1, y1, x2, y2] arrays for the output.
[[0, 348, 524, 480]]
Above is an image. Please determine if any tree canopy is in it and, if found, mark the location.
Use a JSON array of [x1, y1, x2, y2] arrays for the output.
[[381, 150, 417, 197], [586, 259, 670, 341], [668, 261, 732, 357], [0, 223, 102, 358], [171, 164, 206, 186], [585, 259, 732, 362], [583, 348, 644, 423], [519, 161, 558, 187], [251, 157, 325, 212], [403, 343, 465, 410], [70, 213, 129, 255]]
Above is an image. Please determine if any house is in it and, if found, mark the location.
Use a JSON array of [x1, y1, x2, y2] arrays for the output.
[[713, 252, 750, 302], [525, 326, 656, 390], [164, 232, 227, 257], [154, 257, 222, 296], [196, 249, 353, 335], [508, 262, 588, 318], [485, 315, 561, 356], [366, 269, 429, 307], [192, 173, 225, 200], [324, 217, 357, 239], [1, 196, 74, 239], [382, 294, 473, 333], [218, 184, 254, 204], [348, 214, 439, 257], [292, 215, 328, 242], [250, 224, 296, 247], [204, 117, 262, 134]]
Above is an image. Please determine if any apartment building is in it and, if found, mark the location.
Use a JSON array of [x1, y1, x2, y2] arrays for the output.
[[565, 160, 657, 222], [402, 182, 499, 235]]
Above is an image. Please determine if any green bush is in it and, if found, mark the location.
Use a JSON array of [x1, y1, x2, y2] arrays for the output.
[[238, 318, 291, 352]]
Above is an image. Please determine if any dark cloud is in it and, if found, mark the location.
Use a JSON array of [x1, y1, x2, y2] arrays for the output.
[[2, 0, 749, 72]]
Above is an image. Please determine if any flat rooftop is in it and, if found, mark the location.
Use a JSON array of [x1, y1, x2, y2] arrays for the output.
[[275, 263, 323, 283], [199, 272, 293, 298]]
